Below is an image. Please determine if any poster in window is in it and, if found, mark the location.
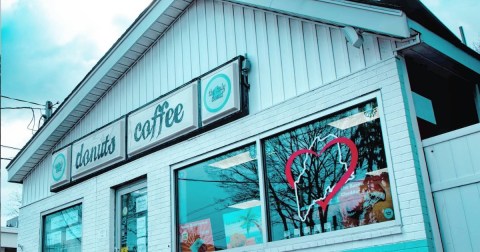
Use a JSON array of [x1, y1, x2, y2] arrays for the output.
[[223, 206, 263, 249], [46, 231, 62, 245], [137, 216, 146, 237], [65, 224, 82, 241], [136, 195, 147, 213], [179, 219, 215, 252], [137, 237, 147, 252]]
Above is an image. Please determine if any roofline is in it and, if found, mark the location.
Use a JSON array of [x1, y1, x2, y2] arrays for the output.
[[5, 1, 156, 173], [225, 0, 411, 38], [408, 19, 480, 75], [7, 0, 479, 183], [6, 0, 186, 182]]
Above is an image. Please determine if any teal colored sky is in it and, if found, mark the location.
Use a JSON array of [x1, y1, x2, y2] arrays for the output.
[[0, 0, 479, 226]]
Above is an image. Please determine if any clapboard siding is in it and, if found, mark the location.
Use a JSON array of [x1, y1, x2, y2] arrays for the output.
[[22, 0, 397, 206]]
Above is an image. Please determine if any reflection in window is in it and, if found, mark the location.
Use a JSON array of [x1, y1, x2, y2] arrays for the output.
[[177, 144, 262, 251], [120, 187, 148, 252], [43, 204, 82, 252], [263, 99, 395, 241]]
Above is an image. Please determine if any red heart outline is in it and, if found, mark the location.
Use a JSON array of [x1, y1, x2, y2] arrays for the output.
[[285, 137, 358, 212]]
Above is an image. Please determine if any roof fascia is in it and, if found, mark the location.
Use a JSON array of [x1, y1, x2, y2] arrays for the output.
[[225, 0, 410, 38], [408, 19, 480, 75], [7, 0, 178, 182]]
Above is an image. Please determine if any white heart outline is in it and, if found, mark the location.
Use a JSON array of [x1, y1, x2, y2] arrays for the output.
[[293, 134, 356, 222]]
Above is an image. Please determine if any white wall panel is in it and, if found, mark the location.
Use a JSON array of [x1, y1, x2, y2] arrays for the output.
[[22, 0, 397, 205], [19, 58, 432, 251], [424, 128, 480, 251]]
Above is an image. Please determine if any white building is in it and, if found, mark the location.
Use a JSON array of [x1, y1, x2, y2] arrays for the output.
[[1, 227, 18, 252], [6, 0, 480, 251]]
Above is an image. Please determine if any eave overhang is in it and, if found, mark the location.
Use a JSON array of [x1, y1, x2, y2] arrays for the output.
[[6, 0, 194, 183], [7, 0, 478, 183]]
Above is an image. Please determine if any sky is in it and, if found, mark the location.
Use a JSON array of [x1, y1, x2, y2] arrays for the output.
[[0, 0, 479, 226]]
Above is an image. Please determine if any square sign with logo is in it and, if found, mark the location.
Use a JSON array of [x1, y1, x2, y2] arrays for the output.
[[201, 61, 240, 125], [51, 146, 71, 190]]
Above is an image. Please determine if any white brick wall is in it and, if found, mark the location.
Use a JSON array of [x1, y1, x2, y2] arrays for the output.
[[17, 57, 431, 251]]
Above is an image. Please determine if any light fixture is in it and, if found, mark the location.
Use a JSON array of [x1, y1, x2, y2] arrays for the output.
[[328, 108, 379, 130], [342, 26, 364, 48], [208, 151, 255, 169], [228, 199, 261, 209]]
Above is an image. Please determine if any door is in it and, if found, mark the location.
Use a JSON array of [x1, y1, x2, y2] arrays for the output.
[[115, 180, 148, 252]]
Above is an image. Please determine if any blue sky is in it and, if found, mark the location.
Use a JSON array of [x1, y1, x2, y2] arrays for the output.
[[1, 0, 479, 226]]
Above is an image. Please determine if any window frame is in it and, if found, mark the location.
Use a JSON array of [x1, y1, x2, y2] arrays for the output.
[[171, 140, 267, 252], [40, 199, 83, 252], [114, 179, 148, 252], [171, 92, 403, 251]]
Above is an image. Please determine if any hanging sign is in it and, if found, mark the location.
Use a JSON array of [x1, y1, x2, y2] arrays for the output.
[[201, 61, 241, 125], [71, 119, 126, 181], [127, 84, 199, 156], [50, 146, 71, 190]]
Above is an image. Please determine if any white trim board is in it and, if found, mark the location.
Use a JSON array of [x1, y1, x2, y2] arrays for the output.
[[224, 0, 410, 38]]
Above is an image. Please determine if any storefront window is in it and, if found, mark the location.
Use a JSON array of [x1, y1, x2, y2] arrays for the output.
[[43, 204, 82, 252], [116, 183, 148, 252], [176, 144, 263, 250], [263, 99, 395, 241]]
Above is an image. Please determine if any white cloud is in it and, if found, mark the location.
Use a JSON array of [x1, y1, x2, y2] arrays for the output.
[[2, 0, 19, 11], [37, 0, 152, 52], [1, 0, 153, 227], [421, 0, 480, 46]]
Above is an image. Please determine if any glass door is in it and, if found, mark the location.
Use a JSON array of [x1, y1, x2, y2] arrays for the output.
[[115, 180, 147, 252]]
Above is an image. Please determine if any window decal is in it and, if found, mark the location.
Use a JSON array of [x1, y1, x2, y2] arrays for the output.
[[264, 99, 395, 241], [285, 135, 358, 221]]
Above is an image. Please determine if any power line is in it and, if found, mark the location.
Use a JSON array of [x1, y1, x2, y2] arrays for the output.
[[1, 145, 21, 150], [1, 106, 43, 110], [1, 157, 13, 161], [1, 95, 43, 106]]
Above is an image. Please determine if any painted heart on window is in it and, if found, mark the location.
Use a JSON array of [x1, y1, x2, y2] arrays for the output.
[[285, 137, 358, 221]]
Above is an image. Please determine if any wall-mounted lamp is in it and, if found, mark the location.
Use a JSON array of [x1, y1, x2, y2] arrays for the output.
[[342, 26, 363, 48]]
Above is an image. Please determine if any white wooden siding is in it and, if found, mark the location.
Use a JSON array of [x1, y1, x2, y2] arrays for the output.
[[423, 125, 480, 252], [18, 58, 430, 251], [21, 0, 397, 206]]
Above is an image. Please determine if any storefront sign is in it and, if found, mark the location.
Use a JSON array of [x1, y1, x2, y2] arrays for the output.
[[127, 84, 198, 156], [201, 61, 240, 125], [71, 119, 126, 181], [51, 146, 71, 190]]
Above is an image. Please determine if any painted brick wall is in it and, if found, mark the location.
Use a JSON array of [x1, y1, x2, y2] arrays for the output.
[[17, 58, 432, 251]]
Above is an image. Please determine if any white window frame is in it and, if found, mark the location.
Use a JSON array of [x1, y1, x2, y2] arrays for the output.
[[170, 92, 403, 251], [39, 198, 83, 252], [114, 179, 148, 252]]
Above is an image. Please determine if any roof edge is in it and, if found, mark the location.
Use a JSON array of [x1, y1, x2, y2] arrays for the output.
[[225, 0, 411, 38], [6, 0, 181, 182], [408, 19, 480, 75]]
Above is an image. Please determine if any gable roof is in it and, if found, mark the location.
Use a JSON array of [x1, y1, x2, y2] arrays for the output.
[[6, 0, 478, 183]]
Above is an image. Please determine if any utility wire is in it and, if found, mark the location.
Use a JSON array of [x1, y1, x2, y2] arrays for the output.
[[1, 95, 43, 106], [1, 145, 21, 150], [27, 108, 37, 134], [1, 106, 43, 110], [1, 157, 13, 161]]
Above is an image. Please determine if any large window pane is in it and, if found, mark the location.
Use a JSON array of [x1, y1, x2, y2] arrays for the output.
[[263, 99, 395, 241], [43, 204, 82, 252], [177, 144, 262, 251]]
